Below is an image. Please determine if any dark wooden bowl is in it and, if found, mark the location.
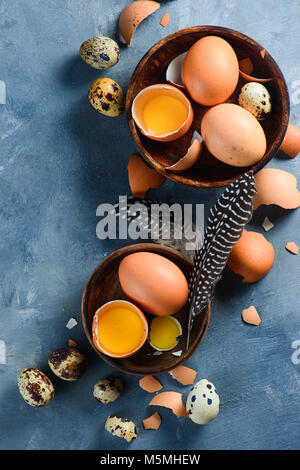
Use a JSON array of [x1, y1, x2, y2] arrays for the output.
[[81, 243, 210, 376], [126, 26, 290, 188]]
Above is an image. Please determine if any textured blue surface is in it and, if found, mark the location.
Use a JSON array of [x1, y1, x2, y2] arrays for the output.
[[0, 0, 299, 450]]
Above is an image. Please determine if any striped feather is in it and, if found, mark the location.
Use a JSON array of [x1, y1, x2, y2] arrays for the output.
[[186, 172, 257, 348]]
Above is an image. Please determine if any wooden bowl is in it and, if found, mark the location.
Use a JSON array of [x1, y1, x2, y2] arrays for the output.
[[126, 26, 290, 188], [81, 243, 210, 376]]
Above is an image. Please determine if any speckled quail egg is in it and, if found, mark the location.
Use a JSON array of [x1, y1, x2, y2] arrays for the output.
[[186, 379, 220, 424], [238, 82, 272, 119], [48, 347, 87, 381], [93, 377, 123, 404], [105, 415, 137, 442], [80, 37, 120, 70], [18, 368, 54, 407], [89, 78, 124, 117]]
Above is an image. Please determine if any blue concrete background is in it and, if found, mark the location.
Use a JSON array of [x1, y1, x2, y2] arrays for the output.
[[0, 0, 299, 450]]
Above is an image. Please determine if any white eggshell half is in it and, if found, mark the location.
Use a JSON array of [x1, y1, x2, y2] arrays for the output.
[[166, 52, 187, 88]]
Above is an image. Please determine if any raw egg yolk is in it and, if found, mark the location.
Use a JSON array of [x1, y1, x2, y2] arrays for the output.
[[97, 307, 144, 355], [143, 95, 188, 135], [149, 316, 181, 350]]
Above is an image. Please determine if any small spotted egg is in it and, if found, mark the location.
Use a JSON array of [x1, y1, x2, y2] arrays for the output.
[[93, 377, 123, 404], [105, 415, 137, 442], [48, 347, 88, 381], [186, 379, 220, 424], [18, 368, 54, 407], [80, 37, 120, 70], [89, 77, 124, 117], [238, 82, 272, 119]]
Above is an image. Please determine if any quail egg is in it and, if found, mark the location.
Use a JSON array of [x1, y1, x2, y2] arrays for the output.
[[105, 415, 137, 442], [48, 347, 87, 381], [238, 82, 272, 119], [80, 37, 120, 70], [18, 368, 54, 407], [89, 78, 124, 117], [93, 377, 123, 404], [186, 379, 220, 424]]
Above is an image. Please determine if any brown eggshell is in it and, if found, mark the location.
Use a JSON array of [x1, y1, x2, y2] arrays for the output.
[[239, 57, 254, 75], [242, 306, 261, 325], [118, 252, 189, 316], [239, 70, 272, 83], [182, 36, 239, 106], [143, 411, 162, 430], [165, 131, 202, 172], [201, 103, 267, 167], [285, 242, 299, 255], [127, 153, 165, 198], [253, 168, 300, 210], [149, 391, 188, 417], [169, 365, 197, 385], [139, 375, 162, 393], [260, 49, 266, 59], [166, 52, 186, 88], [119, 1, 160, 45], [160, 13, 170, 27], [227, 229, 275, 282], [279, 123, 300, 158]]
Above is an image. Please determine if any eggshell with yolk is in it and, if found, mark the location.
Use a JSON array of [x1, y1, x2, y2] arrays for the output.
[[182, 36, 239, 106], [118, 252, 189, 316], [131, 84, 193, 142], [201, 103, 267, 167], [227, 229, 274, 282]]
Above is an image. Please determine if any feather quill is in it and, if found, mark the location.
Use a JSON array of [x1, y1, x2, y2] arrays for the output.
[[186, 172, 257, 348]]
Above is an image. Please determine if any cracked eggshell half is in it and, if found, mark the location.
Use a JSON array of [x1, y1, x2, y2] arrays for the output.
[[253, 168, 300, 210], [118, 1, 160, 45], [165, 131, 203, 172], [131, 84, 193, 142], [166, 52, 187, 88]]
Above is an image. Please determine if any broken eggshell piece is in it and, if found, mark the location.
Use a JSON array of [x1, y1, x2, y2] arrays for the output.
[[131, 84, 193, 142], [253, 168, 300, 210], [149, 391, 188, 417], [118, 0, 160, 45], [127, 153, 165, 198], [166, 52, 187, 88], [165, 131, 203, 172], [280, 123, 300, 158]]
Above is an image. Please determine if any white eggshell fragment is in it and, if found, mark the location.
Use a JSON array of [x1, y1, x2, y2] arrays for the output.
[[238, 82, 272, 119], [105, 415, 137, 442], [93, 377, 123, 404], [186, 379, 220, 424], [166, 52, 187, 88], [18, 368, 54, 407]]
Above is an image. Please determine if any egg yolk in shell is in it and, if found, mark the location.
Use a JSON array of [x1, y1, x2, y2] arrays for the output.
[[143, 95, 188, 135]]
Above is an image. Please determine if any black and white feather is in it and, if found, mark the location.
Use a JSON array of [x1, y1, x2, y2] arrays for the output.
[[186, 172, 257, 347]]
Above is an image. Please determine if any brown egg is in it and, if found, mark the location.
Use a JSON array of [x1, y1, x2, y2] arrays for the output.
[[182, 36, 239, 106], [118, 252, 188, 316], [279, 123, 300, 157], [227, 229, 274, 282], [201, 103, 267, 167]]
